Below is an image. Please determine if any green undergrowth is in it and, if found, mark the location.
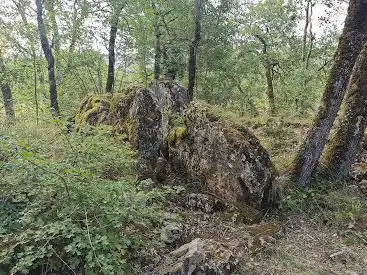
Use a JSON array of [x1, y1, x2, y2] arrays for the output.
[[282, 179, 365, 227], [0, 119, 181, 274]]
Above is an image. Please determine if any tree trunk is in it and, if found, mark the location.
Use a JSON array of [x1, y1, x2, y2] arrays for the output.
[[323, 42, 367, 179], [302, 0, 311, 62], [67, 0, 88, 70], [265, 62, 276, 115], [151, 1, 161, 80], [255, 34, 277, 115], [187, 0, 202, 101], [45, 0, 62, 82], [0, 54, 15, 120], [292, 0, 367, 187], [305, 2, 314, 70], [153, 13, 161, 80], [36, 0, 60, 116], [105, 10, 121, 93]]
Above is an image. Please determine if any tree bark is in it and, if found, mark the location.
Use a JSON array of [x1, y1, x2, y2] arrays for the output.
[[323, 42, 367, 179], [265, 61, 276, 115], [67, 0, 88, 70], [187, 0, 202, 101], [45, 0, 62, 82], [302, 0, 311, 62], [154, 31, 161, 80], [255, 34, 276, 115], [0, 54, 15, 120], [153, 7, 161, 80], [305, 2, 314, 70], [36, 0, 60, 116], [292, 0, 367, 187], [105, 8, 121, 94]]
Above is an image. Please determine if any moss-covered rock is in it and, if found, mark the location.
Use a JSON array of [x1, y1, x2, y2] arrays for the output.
[[74, 82, 277, 210], [75, 89, 137, 134], [75, 95, 111, 131], [167, 126, 187, 145]]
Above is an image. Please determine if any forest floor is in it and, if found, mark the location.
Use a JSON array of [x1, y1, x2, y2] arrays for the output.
[[241, 214, 367, 274], [240, 115, 367, 275]]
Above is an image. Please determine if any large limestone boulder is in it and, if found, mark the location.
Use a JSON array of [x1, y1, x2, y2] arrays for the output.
[[167, 103, 276, 209], [75, 81, 277, 209]]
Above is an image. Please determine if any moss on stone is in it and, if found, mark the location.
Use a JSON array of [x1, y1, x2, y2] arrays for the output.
[[168, 126, 187, 145], [125, 118, 137, 146], [75, 94, 111, 131], [75, 90, 138, 135]]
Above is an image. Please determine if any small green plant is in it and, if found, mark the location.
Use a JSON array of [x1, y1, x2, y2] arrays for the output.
[[282, 180, 364, 227]]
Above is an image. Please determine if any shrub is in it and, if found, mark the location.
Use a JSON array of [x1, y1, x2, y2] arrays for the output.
[[0, 123, 180, 274]]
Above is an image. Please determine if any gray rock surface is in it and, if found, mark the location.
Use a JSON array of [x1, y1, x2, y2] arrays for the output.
[[158, 238, 244, 275], [168, 103, 276, 209], [75, 81, 277, 209]]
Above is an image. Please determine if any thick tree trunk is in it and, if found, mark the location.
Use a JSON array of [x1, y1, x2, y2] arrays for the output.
[[36, 0, 60, 116], [323, 42, 367, 179], [292, 0, 367, 187], [1, 83, 14, 120], [105, 11, 120, 93], [187, 0, 202, 101], [46, 0, 60, 53], [0, 55, 15, 120]]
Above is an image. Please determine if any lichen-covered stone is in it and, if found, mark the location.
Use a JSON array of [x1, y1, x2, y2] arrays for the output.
[[158, 238, 243, 275], [74, 81, 277, 210], [168, 103, 277, 209], [150, 80, 190, 112], [129, 88, 163, 180], [160, 222, 184, 245]]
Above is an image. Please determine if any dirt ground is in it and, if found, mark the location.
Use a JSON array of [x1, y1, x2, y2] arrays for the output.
[[240, 215, 367, 275]]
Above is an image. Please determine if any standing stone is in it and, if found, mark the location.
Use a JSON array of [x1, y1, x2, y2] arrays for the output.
[[129, 88, 163, 180]]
